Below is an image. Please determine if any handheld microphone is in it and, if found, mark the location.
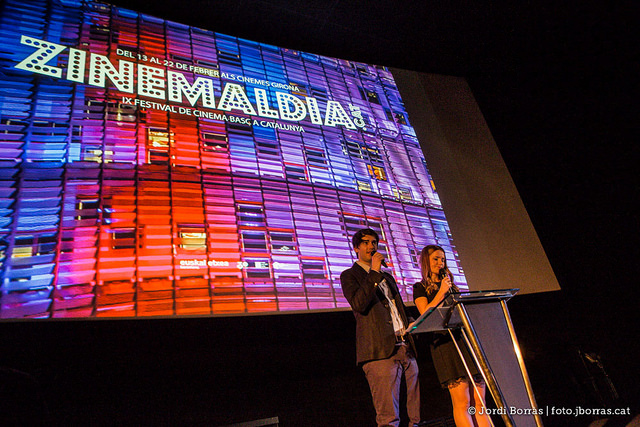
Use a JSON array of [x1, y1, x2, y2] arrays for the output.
[[371, 250, 388, 268], [438, 268, 458, 294]]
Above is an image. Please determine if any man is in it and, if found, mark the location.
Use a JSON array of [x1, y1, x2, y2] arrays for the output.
[[340, 228, 421, 427]]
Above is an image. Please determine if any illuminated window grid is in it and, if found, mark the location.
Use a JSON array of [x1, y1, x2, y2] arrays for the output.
[[26, 123, 67, 163], [324, 73, 351, 101], [254, 126, 285, 179], [166, 23, 192, 63], [29, 119, 71, 161], [353, 165, 374, 194], [302, 61, 328, 90], [404, 212, 436, 252], [324, 133, 358, 190], [95, 174, 136, 317], [234, 180, 276, 312], [228, 122, 259, 176], [280, 49, 303, 83], [3, 61, 30, 310], [279, 132, 307, 182], [104, 121, 137, 164], [345, 76, 366, 105], [137, 167, 204, 316], [264, 189, 294, 230], [0, 118, 25, 167], [102, 172, 142, 316], [216, 34, 243, 75], [4, 219, 56, 318], [0, 180, 15, 285], [172, 177, 208, 316], [106, 101, 137, 126], [112, 10, 138, 53], [81, 98, 107, 122], [31, 99, 70, 131], [305, 69, 330, 103], [269, 184, 326, 309], [79, 95, 107, 162], [303, 141, 332, 187], [415, 206, 466, 290], [190, 26, 218, 65], [239, 47, 268, 82], [284, 56, 309, 83], [316, 210, 351, 305], [169, 115, 201, 169], [0, 196, 16, 262], [325, 153, 354, 189], [262, 52, 287, 86], [339, 133, 377, 193], [359, 196, 410, 292], [272, 250, 308, 310], [241, 249, 276, 311], [0, 1, 77, 317], [139, 14, 166, 59], [199, 119, 231, 173], [286, 185, 333, 309], [427, 209, 467, 288], [389, 204, 429, 291], [6, 130, 28, 163], [3, 223, 56, 319], [204, 176, 244, 314], [83, 9, 111, 55], [146, 128, 171, 168], [7, 1, 45, 33], [55, 174, 100, 317]]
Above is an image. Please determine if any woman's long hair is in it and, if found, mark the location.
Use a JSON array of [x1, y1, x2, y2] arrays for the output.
[[419, 245, 459, 296]]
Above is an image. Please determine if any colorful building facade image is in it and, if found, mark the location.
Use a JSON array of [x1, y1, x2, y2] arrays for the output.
[[0, 0, 467, 318]]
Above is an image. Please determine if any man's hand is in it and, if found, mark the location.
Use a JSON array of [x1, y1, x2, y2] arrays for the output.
[[371, 251, 385, 272]]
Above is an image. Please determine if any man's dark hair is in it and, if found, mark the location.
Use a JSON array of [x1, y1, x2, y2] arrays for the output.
[[352, 228, 379, 249]]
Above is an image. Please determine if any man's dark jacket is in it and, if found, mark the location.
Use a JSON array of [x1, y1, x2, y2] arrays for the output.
[[340, 262, 417, 365]]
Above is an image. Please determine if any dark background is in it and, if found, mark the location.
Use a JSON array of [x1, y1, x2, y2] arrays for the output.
[[1, 1, 637, 426]]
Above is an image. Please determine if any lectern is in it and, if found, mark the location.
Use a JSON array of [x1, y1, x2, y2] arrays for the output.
[[408, 289, 543, 427]]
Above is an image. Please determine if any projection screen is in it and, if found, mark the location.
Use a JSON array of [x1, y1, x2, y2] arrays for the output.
[[0, 0, 558, 319]]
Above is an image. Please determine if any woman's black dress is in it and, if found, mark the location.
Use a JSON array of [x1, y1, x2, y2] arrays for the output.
[[413, 281, 481, 389]]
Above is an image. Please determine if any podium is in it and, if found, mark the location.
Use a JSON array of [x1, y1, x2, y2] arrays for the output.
[[408, 289, 543, 427]]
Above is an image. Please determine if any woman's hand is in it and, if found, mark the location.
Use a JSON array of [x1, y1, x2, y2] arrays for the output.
[[435, 275, 452, 301], [441, 275, 452, 292]]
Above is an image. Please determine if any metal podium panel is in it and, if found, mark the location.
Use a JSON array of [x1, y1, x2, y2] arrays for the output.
[[408, 289, 542, 427], [465, 301, 539, 426]]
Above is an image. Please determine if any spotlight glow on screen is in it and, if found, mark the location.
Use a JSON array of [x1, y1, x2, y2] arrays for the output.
[[0, 0, 467, 319]]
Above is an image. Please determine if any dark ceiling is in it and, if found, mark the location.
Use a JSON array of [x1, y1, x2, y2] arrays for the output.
[[109, 0, 637, 304], [112, 0, 633, 76]]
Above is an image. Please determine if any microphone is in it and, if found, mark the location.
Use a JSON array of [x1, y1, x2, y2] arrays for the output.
[[371, 250, 388, 268], [439, 268, 458, 294]]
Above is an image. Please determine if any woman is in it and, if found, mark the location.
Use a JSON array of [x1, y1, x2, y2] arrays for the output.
[[413, 245, 492, 427]]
